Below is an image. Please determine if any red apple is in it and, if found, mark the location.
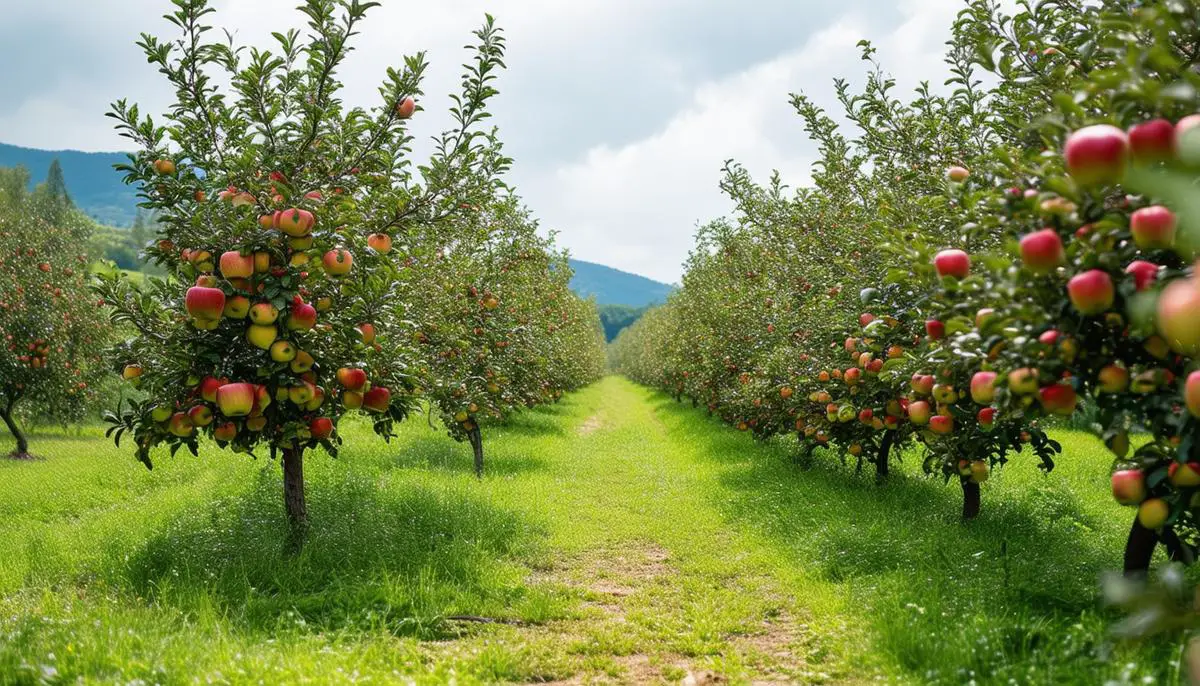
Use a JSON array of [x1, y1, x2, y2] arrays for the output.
[[1128, 118, 1175, 164], [925, 319, 945, 341], [395, 96, 416, 119], [199, 376, 227, 403], [323, 249, 353, 276], [367, 233, 393, 253], [907, 400, 931, 425], [188, 404, 214, 427], [1130, 205, 1176, 250], [933, 249, 970, 279], [168, 412, 194, 437], [1111, 469, 1146, 505], [1038, 382, 1077, 416], [310, 417, 334, 440], [1064, 124, 1128, 185], [843, 368, 861, 386], [970, 372, 997, 405], [1067, 269, 1114, 315], [1125, 260, 1159, 292], [216, 382, 257, 417], [859, 313, 876, 327], [910, 374, 934, 396], [1185, 371, 1200, 418], [337, 367, 368, 391], [357, 323, 377, 345], [213, 422, 237, 442], [1038, 330, 1060, 345], [185, 286, 226, 321], [219, 251, 254, 279], [1019, 228, 1065, 272], [363, 386, 391, 413], [1158, 278, 1200, 355], [153, 159, 176, 175], [977, 407, 996, 430], [929, 415, 954, 434], [275, 208, 315, 237], [288, 299, 317, 331]]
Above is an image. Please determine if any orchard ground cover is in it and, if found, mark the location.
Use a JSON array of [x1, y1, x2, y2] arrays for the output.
[[0, 376, 1184, 684]]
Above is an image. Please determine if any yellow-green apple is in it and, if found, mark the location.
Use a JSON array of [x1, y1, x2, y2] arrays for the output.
[[933, 249, 970, 279], [304, 386, 325, 411], [977, 407, 996, 430], [221, 295, 250, 319], [189, 250, 214, 272], [287, 298, 317, 331], [367, 233, 392, 253], [310, 417, 334, 440], [275, 208, 315, 237], [289, 382, 315, 406], [946, 165, 969, 182], [395, 96, 416, 119], [151, 405, 173, 422], [969, 460, 989, 483], [1019, 228, 1065, 272], [1125, 260, 1158, 292], [252, 385, 272, 414], [363, 386, 391, 413], [907, 400, 931, 425], [193, 317, 220, 330], [1130, 205, 1177, 250], [168, 412, 194, 437], [185, 286, 226, 320], [289, 235, 313, 250], [323, 249, 353, 276], [1064, 124, 1128, 185], [290, 350, 315, 374], [1158, 277, 1200, 355], [1137, 498, 1169, 529], [122, 364, 143, 381], [1145, 335, 1170, 360], [357, 323, 377, 345], [1098, 365, 1129, 393], [315, 297, 332, 312], [970, 372, 997, 404], [289, 253, 310, 268], [269, 340, 296, 362], [1111, 469, 1146, 505], [929, 415, 954, 434], [249, 302, 279, 325], [195, 274, 218, 287], [1067, 270, 1114, 315], [1108, 432, 1130, 458], [932, 384, 958, 404], [213, 422, 237, 442], [247, 324, 278, 350], [153, 159, 176, 175], [1169, 461, 1200, 487], [188, 405, 214, 427], [246, 415, 267, 432], [1008, 368, 1039, 395], [1131, 370, 1161, 394], [843, 368, 861, 385], [1186, 371, 1200, 418], [343, 390, 364, 409], [1038, 382, 1077, 416], [1128, 118, 1175, 164], [253, 252, 271, 273], [337, 367, 367, 391], [216, 383, 256, 417], [198, 376, 226, 402], [219, 251, 254, 279]]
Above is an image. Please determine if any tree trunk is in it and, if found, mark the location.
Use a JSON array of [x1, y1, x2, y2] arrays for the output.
[[1124, 518, 1192, 577], [0, 406, 29, 457], [875, 430, 894, 480], [961, 478, 981, 520], [468, 426, 484, 478], [281, 446, 308, 548]]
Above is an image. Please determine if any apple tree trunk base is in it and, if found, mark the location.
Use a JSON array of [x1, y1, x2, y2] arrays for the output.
[[0, 408, 30, 458], [961, 478, 981, 520], [282, 446, 308, 550], [875, 430, 894, 481], [1123, 517, 1192, 577], [468, 426, 484, 478]]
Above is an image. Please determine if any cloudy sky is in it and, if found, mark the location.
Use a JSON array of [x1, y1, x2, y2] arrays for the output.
[[0, 0, 962, 283]]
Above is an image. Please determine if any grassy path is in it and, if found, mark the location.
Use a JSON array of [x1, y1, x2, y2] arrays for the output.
[[0, 377, 1183, 684]]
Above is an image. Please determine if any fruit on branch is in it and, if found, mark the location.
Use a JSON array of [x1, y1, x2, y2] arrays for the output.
[[310, 417, 333, 440], [287, 298, 317, 331], [247, 324, 278, 350], [291, 350, 315, 374], [970, 372, 997, 404], [946, 165, 970, 182], [1038, 382, 1078, 415], [288, 382, 315, 406], [249, 303, 279, 325], [859, 313, 876, 327], [219, 251, 255, 279], [977, 407, 996, 430], [216, 383, 256, 417], [1019, 229, 1065, 272], [185, 286, 226, 321], [1137, 498, 1169, 529], [337, 367, 368, 391], [363, 386, 391, 413], [395, 96, 416, 119], [1064, 124, 1128, 185], [1185, 371, 1200, 418], [323, 249, 354, 276], [1125, 260, 1159, 292], [305, 387, 325, 411], [188, 404, 214, 427], [1008, 368, 1039, 395], [213, 422, 237, 442], [357, 323, 377, 345], [1108, 432, 1130, 458], [1067, 270, 1114, 315], [199, 376, 226, 402], [253, 252, 271, 273], [195, 275, 218, 287], [910, 374, 934, 396], [1157, 278, 1200, 355], [1129, 205, 1177, 250], [1097, 365, 1129, 393], [367, 233, 393, 253], [1111, 469, 1146, 505], [925, 319, 945, 341], [929, 415, 954, 434], [932, 384, 958, 404], [843, 368, 861, 385], [1168, 462, 1200, 487], [343, 391, 363, 409], [269, 340, 297, 363], [223, 295, 251, 319], [969, 460, 989, 484], [275, 208, 315, 237], [1128, 118, 1176, 164], [933, 249, 970, 279], [189, 250, 215, 272], [153, 159, 176, 175], [168, 412, 194, 437], [1131, 370, 1162, 394], [907, 400, 931, 425], [122, 364, 143, 381]]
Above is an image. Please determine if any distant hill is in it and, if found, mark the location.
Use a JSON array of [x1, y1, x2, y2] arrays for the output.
[[0, 142, 136, 226], [568, 259, 673, 307]]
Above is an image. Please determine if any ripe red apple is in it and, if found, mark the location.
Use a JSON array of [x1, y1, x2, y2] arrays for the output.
[[310, 417, 334, 440], [1067, 269, 1114, 315], [323, 249, 353, 276], [1038, 330, 1060, 346], [1130, 205, 1177, 250], [185, 286, 226, 321], [219, 251, 254, 279], [1128, 118, 1176, 164], [933, 249, 970, 279], [213, 422, 237, 442], [929, 415, 954, 435], [1038, 382, 1077, 416], [168, 412, 194, 437], [1097, 365, 1129, 393], [925, 319, 945, 341], [1111, 469, 1147, 505], [946, 165, 970, 182], [1158, 278, 1200, 355], [1138, 498, 1169, 529], [1008, 367, 1039, 395], [357, 323, 377, 345], [1019, 228, 1065, 272], [859, 313, 876, 327], [970, 372, 997, 405], [287, 299, 317, 331], [1064, 124, 1128, 185], [153, 159, 176, 175], [910, 374, 934, 396], [275, 208, 315, 237], [188, 404, 215, 427], [367, 233, 393, 253], [363, 386, 391, 413], [977, 407, 996, 430], [337, 367, 368, 391], [1125, 260, 1159, 292], [395, 96, 416, 119], [216, 382, 257, 417], [199, 376, 226, 403], [843, 368, 861, 386], [780, 387, 793, 400], [857, 408, 873, 424], [1185, 371, 1200, 418], [907, 400, 931, 425]]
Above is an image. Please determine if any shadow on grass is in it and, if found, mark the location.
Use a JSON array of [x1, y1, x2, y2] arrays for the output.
[[113, 462, 558, 639], [642, 391, 1177, 682]]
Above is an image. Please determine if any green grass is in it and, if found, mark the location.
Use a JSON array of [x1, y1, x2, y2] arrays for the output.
[[0, 377, 1187, 683]]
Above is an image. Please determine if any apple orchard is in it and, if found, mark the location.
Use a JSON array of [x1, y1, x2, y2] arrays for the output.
[[611, 1, 1200, 575]]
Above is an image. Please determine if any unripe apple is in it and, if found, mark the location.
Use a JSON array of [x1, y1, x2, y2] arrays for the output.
[[1130, 205, 1177, 250], [1008, 368, 1039, 395], [289, 382, 315, 406], [907, 400, 931, 425], [168, 412, 194, 437], [925, 319, 945, 341], [929, 415, 954, 434], [1157, 278, 1200, 355], [337, 367, 368, 391], [288, 300, 317, 331], [189, 250, 215, 272], [219, 251, 254, 279], [364, 386, 391, 413], [150, 405, 173, 423], [275, 208, 315, 237], [1067, 269, 1114, 315], [1111, 469, 1146, 505], [246, 415, 268, 432], [310, 417, 334, 440], [195, 274, 218, 288], [977, 407, 996, 430], [193, 317, 220, 330], [185, 286, 226, 321], [1108, 432, 1130, 458], [315, 297, 332, 312], [290, 350, 315, 374], [932, 384, 958, 405], [221, 295, 250, 319], [248, 302, 279, 325], [975, 308, 995, 329], [1038, 383, 1077, 416], [946, 165, 969, 182], [1131, 370, 1161, 394], [253, 252, 271, 273], [216, 383, 256, 417], [367, 233, 393, 253], [933, 249, 970, 279], [343, 391, 364, 409], [188, 404, 214, 427], [1128, 118, 1176, 164], [213, 422, 237, 442], [1097, 365, 1129, 393], [1125, 260, 1159, 292], [1185, 371, 1200, 418], [969, 460, 989, 484], [122, 364, 143, 381], [323, 249, 354, 276], [970, 372, 997, 404], [305, 387, 326, 411], [247, 324, 278, 350], [1019, 229, 1065, 272], [1064, 124, 1128, 185], [269, 340, 297, 362], [1169, 461, 1200, 487], [1138, 498, 1169, 529]]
